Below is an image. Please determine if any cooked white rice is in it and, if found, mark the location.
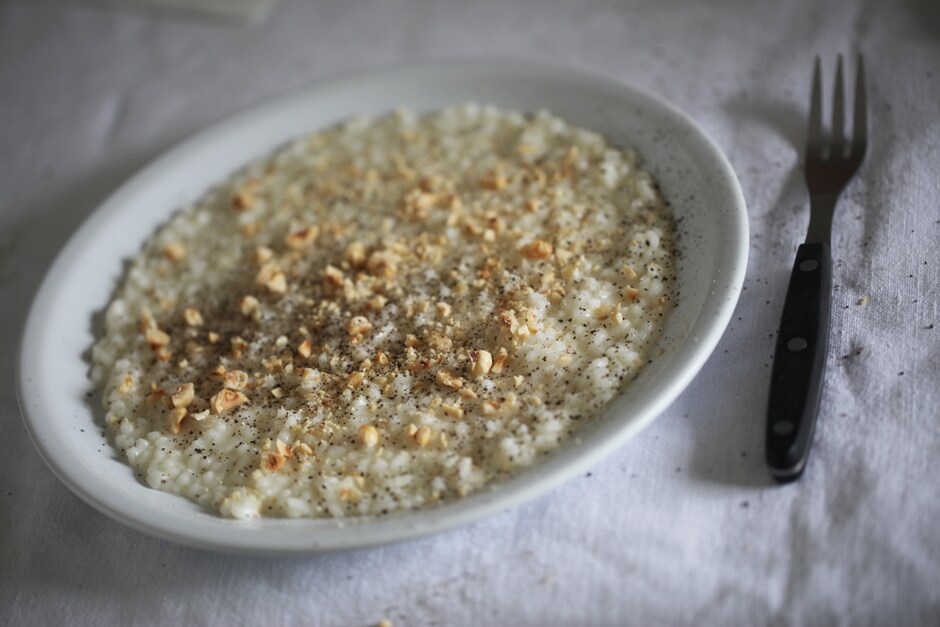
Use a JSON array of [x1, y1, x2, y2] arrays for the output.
[[91, 104, 676, 519]]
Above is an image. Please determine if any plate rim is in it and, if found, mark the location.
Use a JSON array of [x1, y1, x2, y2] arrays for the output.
[[16, 58, 748, 554]]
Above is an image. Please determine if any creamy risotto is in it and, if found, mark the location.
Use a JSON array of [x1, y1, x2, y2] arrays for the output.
[[91, 105, 676, 519]]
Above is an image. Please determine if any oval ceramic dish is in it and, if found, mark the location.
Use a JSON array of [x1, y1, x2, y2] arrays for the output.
[[17, 60, 747, 554]]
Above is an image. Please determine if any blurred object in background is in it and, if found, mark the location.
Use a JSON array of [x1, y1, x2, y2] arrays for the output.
[[79, 0, 279, 22]]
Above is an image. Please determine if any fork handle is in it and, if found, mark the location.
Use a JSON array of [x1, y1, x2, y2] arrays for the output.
[[766, 242, 832, 482]]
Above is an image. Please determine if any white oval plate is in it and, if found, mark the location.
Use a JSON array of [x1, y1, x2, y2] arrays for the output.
[[17, 60, 747, 554]]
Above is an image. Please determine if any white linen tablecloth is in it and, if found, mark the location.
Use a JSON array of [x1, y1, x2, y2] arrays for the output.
[[1, 1, 938, 624]]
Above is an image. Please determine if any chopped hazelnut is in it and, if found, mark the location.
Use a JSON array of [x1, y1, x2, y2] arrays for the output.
[[413, 425, 431, 447], [521, 239, 553, 259], [471, 350, 493, 377], [365, 295, 388, 312], [223, 369, 249, 390], [482, 400, 500, 415], [323, 265, 344, 287], [275, 439, 292, 458], [359, 424, 379, 448], [210, 389, 248, 414], [435, 301, 452, 318], [346, 316, 373, 336], [254, 246, 273, 265], [240, 295, 260, 318], [623, 287, 640, 300], [145, 327, 170, 349], [182, 307, 203, 327], [166, 407, 188, 434], [367, 251, 398, 277], [347, 372, 364, 388], [436, 369, 464, 389], [345, 242, 367, 267], [190, 409, 210, 421], [442, 403, 464, 418], [256, 262, 287, 294], [262, 452, 285, 472], [297, 339, 313, 359], [170, 382, 195, 409], [163, 242, 186, 262], [491, 347, 509, 374], [427, 332, 452, 352], [285, 225, 319, 249]]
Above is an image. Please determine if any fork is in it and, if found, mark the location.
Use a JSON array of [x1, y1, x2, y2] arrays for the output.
[[765, 55, 868, 482]]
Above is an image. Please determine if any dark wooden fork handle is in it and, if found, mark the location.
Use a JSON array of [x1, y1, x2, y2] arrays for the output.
[[766, 242, 832, 482]]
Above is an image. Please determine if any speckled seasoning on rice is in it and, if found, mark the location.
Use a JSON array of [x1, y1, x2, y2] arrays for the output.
[[91, 104, 676, 519]]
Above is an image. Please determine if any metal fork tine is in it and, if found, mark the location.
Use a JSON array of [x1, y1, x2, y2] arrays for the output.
[[852, 54, 867, 157], [831, 55, 845, 156], [807, 57, 823, 159]]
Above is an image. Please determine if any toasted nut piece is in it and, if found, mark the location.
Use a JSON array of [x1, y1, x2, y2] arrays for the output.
[[513, 375, 525, 388], [285, 225, 319, 249], [223, 369, 249, 390], [436, 369, 464, 389], [347, 372, 364, 388], [367, 251, 398, 277], [405, 334, 421, 348], [622, 264, 638, 280], [364, 295, 388, 312], [256, 262, 287, 294], [375, 350, 389, 366], [145, 327, 170, 349], [240, 295, 260, 318], [163, 242, 186, 262], [182, 307, 204, 327], [623, 286, 640, 300], [480, 167, 508, 191], [524, 198, 541, 213], [262, 452, 285, 472], [406, 423, 418, 436], [435, 302, 452, 318], [413, 425, 431, 447], [118, 374, 134, 394], [207, 331, 220, 344], [166, 407, 188, 434], [271, 387, 284, 399], [345, 242, 367, 267], [230, 336, 248, 357], [521, 239, 553, 259], [491, 347, 509, 374], [210, 389, 248, 414], [471, 350, 493, 377], [170, 382, 195, 409], [482, 400, 500, 415], [346, 316, 373, 336], [254, 246, 273, 265], [232, 189, 254, 211], [499, 310, 520, 335], [275, 439, 292, 458], [442, 403, 464, 418], [427, 332, 452, 352], [292, 442, 314, 457], [297, 339, 313, 359], [559, 354, 573, 365], [190, 409, 210, 421], [155, 347, 172, 362], [323, 265, 344, 286], [459, 387, 478, 400], [359, 424, 379, 448]]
